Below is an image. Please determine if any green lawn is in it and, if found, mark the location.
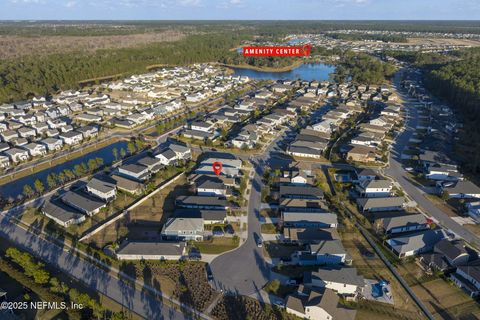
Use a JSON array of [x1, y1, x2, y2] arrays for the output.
[[193, 237, 240, 254]]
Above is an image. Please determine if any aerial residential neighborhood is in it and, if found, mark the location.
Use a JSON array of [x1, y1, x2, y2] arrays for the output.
[[1, 6, 480, 320]]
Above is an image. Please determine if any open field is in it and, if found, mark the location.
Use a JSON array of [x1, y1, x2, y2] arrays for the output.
[[192, 236, 240, 254], [0, 31, 185, 59], [406, 37, 480, 46], [396, 260, 480, 319]]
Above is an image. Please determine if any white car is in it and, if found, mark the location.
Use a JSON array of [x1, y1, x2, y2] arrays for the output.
[[404, 167, 414, 172]]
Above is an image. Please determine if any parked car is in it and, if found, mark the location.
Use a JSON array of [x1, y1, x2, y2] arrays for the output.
[[205, 264, 214, 281]]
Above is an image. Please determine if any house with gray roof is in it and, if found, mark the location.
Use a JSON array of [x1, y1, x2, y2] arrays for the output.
[[62, 191, 106, 216], [279, 185, 324, 200], [378, 213, 429, 235], [175, 196, 228, 210], [286, 287, 356, 320], [137, 156, 163, 173], [442, 180, 480, 199], [304, 266, 365, 296], [118, 163, 150, 181], [86, 175, 117, 202], [111, 174, 145, 195], [173, 208, 227, 225], [451, 264, 480, 297], [161, 217, 204, 241], [357, 197, 404, 213], [42, 200, 86, 227], [386, 229, 448, 258], [283, 212, 338, 229], [294, 240, 349, 266], [116, 241, 187, 261]]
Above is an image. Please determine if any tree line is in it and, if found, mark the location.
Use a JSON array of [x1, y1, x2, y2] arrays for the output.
[[4, 247, 128, 319], [334, 52, 396, 84]]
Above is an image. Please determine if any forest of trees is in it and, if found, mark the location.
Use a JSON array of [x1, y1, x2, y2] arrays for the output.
[[0, 32, 249, 103], [328, 33, 407, 43], [333, 52, 396, 84]]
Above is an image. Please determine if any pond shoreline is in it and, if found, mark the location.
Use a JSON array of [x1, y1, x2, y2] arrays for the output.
[[220, 60, 304, 73]]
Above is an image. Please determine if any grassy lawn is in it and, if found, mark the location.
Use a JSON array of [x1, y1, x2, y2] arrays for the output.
[[260, 209, 280, 219], [192, 236, 240, 254], [263, 280, 296, 299], [260, 223, 278, 234]]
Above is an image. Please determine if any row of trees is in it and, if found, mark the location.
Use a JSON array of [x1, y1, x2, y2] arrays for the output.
[[22, 157, 104, 199], [5, 247, 127, 319]]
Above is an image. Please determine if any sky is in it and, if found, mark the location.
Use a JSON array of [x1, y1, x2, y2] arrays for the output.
[[1, 0, 480, 20]]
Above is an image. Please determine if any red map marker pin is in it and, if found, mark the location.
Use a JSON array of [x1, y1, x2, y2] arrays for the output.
[[212, 161, 222, 176], [302, 44, 312, 56]]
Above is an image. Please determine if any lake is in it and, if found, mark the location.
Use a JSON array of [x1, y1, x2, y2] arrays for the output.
[[231, 63, 335, 82], [0, 140, 129, 200]]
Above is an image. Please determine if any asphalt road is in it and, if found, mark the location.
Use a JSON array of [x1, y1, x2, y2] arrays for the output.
[[0, 213, 189, 320], [384, 70, 480, 248], [209, 128, 291, 296]]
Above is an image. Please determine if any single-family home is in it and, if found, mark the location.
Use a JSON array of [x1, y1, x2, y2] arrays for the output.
[[40, 138, 63, 152], [61, 191, 106, 216], [86, 176, 117, 202], [304, 267, 365, 296], [118, 163, 150, 181], [59, 131, 83, 145], [377, 213, 429, 235], [356, 179, 392, 198], [116, 241, 187, 261], [161, 217, 204, 241], [357, 197, 404, 213], [386, 229, 448, 258], [22, 143, 47, 157], [41, 200, 86, 227]]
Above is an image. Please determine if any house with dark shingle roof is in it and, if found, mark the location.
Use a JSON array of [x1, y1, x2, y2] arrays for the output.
[[42, 200, 86, 227], [451, 264, 480, 297], [386, 229, 448, 258]]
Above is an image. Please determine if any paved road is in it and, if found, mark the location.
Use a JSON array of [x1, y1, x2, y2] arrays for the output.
[[209, 128, 292, 296], [384, 69, 480, 248], [0, 214, 189, 320]]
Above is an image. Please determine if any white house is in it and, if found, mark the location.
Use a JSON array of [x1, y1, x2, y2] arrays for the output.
[[305, 267, 364, 296], [3, 147, 29, 163], [22, 143, 47, 157], [356, 179, 392, 198], [59, 131, 83, 145], [40, 138, 64, 152]]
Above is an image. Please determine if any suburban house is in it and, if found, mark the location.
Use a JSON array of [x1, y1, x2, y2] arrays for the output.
[[41, 200, 86, 228], [40, 138, 64, 152], [22, 143, 47, 157], [442, 181, 480, 199], [293, 240, 349, 266], [111, 174, 145, 195], [61, 191, 106, 216], [3, 147, 29, 163], [86, 176, 117, 202], [116, 242, 187, 261], [283, 212, 338, 229], [386, 229, 448, 258], [355, 168, 377, 182], [451, 265, 480, 297], [285, 287, 356, 320], [357, 197, 404, 213], [137, 156, 163, 173], [304, 267, 365, 296], [377, 213, 429, 235], [346, 145, 376, 163], [421, 239, 473, 272], [173, 208, 227, 225], [175, 196, 228, 210], [356, 179, 392, 198], [59, 131, 83, 145], [0, 155, 10, 169], [279, 185, 324, 200], [161, 217, 204, 241], [77, 125, 99, 139], [194, 175, 227, 197], [118, 164, 151, 181]]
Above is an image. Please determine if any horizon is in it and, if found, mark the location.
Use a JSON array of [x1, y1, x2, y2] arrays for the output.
[[1, 0, 480, 20]]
